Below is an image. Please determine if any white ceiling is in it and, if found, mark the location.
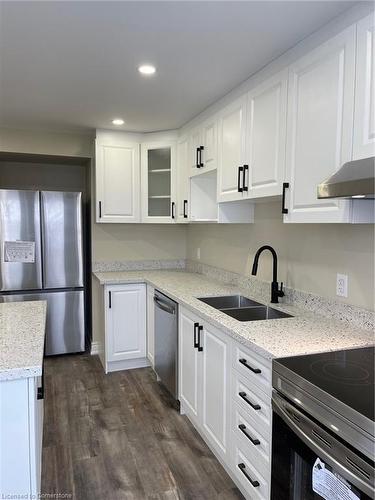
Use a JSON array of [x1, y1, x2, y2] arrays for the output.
[[0, 1, 362, 133]]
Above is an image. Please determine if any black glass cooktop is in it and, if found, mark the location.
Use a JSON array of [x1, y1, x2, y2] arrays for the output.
[[276, 346, 374, 421]]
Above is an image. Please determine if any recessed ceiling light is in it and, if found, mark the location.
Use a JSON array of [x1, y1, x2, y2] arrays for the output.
[[138, 64, 156, 76], [112, 118, 124, 125]]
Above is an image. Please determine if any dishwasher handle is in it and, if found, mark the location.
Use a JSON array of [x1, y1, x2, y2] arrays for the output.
[[154, 296, 176, 315]]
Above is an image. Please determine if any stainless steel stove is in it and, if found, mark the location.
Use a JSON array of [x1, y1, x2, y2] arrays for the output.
[[271, 346, 374, 499]]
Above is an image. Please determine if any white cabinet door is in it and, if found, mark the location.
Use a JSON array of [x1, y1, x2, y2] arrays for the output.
[[176, 136, 190, 222], [141, 141, 176, 223], [201, 324, 229, 459], [106, 284, 146, 362], [147, 285, 155, 366], [246, 69, 288, 199], [189, 127, 202, 176], [95, 140, 140, 223], [354, 13, 375, 160], [200, 118, 218, 173], [284, 26, 356, 223], [178, 309, 200, 422], [217, 95, 248, 202]]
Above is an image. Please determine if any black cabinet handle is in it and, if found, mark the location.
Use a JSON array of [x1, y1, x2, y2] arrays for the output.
[[194, 322, 199, 348], [238, 463, 260, 488], [242, 164, 249, 192], [197, 325, 203, 352], [196, 148, 200, 168], [183, 200, 188, 218], [282, 182, 289, 214], [199, 146, 204, 168], [37, 361, 44, 400], [239, 358, 261, 374], [171, 201, 175, 219], [99, 201, 102, 218], [238, 424, 260, 445], [239, 391, 261, 410], [238, 166, 244, 192], [109, 291, 112, 309]]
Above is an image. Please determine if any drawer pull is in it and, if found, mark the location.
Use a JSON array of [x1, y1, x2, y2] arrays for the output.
[[238, 463, 260, 488], [239, 391, 261, 411], [239, 358, 261, 374], [238, 424, 260, 445]]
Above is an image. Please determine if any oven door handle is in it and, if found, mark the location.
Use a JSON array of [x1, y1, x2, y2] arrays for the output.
[[272, 392, 374, 498]]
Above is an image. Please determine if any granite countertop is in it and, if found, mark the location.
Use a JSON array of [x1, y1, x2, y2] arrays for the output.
[[93, 270, 374, 360], [0, 301, 47, 381]]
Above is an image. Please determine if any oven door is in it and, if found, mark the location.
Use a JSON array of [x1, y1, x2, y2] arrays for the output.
[[271, 391, 374, 500]]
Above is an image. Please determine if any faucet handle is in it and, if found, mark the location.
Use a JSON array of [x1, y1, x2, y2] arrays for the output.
[[279, 282, 285, 297]]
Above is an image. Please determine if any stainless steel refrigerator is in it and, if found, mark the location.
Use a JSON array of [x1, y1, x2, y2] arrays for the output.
[[0, 189, 85, 355]]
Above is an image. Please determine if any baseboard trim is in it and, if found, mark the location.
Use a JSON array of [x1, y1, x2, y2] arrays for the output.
[[106, 357, 150, 373]]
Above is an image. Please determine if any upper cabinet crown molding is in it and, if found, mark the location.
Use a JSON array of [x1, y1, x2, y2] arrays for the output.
[[353, 13, 375, 160]]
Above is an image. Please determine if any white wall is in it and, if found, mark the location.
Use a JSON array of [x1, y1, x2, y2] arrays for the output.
[[187, 202, 375, 311], [92, 223, 186, 263]]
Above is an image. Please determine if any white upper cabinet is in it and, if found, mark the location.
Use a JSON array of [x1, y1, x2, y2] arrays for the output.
[[189, 127, 202, 175], [141, 141, 177, 223], [284, 26, 356, 223], [189, 117, 218, 177], [353, 13, 375, 160], [217, 95, 248, 202], [96, 137, 141, 223], [246, 69, 288, 199], [176, 136, 190, 222]]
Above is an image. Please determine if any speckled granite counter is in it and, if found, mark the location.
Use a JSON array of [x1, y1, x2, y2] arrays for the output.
[[93, 270, 374, 360], [0, 301, 47, 381]]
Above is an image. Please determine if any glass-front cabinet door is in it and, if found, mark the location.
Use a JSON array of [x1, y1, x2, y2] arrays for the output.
[[141, 141, 176, 223]]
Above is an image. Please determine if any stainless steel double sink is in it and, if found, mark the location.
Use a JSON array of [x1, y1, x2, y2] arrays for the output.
[[198, 294, 293, 322]]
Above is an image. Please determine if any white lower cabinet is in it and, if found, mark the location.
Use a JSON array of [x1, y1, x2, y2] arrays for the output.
[[147, 285, 155, 367], [179, 309, 200, 423], [232, 438, 271, 500], [178, 308, 230, 460], [201, 322, 230, 458], [178, 306, 272, 498], [102, 283, 149, 373], [0, 375, 43, 497]]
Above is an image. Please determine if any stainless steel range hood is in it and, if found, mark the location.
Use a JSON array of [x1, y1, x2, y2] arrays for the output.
[[317, 157, 375, 199]]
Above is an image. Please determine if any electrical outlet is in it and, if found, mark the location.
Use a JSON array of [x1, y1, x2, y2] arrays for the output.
[[336, 273, 348, 298], [197, 247, 201, 260]]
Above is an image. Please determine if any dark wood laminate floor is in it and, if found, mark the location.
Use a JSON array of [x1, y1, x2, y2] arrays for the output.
[[42, 354, 243, 500]]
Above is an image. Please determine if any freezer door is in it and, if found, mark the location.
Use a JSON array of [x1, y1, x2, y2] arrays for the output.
[[41, 191, 83, 288], [0, 189, 42, 291], [0, 290, 85, 355]]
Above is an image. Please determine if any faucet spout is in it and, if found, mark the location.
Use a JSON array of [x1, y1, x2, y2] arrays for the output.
[[251, 245, 284, 303]]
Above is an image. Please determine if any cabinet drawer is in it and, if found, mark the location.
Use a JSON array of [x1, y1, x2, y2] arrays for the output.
[[232, 371, 271, 430], [232, 434, 270, 500], [231, 403, 271, 470], [232, 343, 271, 395]]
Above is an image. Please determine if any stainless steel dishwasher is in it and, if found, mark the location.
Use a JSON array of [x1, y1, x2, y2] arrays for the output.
[[154, 290, 178, 399]]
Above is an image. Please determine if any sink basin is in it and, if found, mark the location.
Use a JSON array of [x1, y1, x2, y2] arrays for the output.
[[198, 295, 263, 309], [223, 306, 292, 322], [197, 294, 293, 322]]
